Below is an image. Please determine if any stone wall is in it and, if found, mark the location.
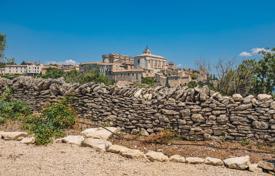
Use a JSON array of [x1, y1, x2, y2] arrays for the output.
[[0, 76, 274, 143]]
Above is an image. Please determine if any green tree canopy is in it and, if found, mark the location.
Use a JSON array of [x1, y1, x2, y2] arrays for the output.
[[0, 33, 6, 59]]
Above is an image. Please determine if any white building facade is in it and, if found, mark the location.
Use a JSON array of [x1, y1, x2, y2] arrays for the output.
[[0, 64, 43, 75], [134, 47, 167, 77]]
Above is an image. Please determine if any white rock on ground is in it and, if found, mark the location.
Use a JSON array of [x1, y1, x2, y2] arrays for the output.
[[223, 156, 250, 170], [186, 157, 205, 164], [248, 163, 262, 172], [145, 151, 169, 162], [20, 137, 35, 144], [107, 144, 129, 154], [0, 131, 28, 140], [107, 145, 145, 159], [81, 127, 119, 140], [169, 155, 186, 163], [258, 161, 275, 172], [120, 149, 145, 159], [61, 135, 84, 146], [82, 138, 112, 152], [205, 157, 224, 166]]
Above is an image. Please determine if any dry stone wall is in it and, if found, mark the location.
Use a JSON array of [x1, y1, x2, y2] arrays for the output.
[[0, 76, 274, 143]]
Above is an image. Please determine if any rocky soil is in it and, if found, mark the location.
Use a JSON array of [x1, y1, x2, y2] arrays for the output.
[[0, 140, 269, 176]]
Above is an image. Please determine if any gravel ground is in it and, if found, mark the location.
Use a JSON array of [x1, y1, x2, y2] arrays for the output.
[[0, 140, 269, 176]]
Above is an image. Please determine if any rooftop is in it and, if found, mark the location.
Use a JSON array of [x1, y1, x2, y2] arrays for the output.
[[135, 47, 166, 59]]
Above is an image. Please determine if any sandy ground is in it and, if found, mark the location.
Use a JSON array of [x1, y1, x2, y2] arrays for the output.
[[0, 140, 269, 176]]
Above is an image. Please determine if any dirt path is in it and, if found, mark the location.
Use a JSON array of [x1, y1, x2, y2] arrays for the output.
[[0, 140, 269, 176]]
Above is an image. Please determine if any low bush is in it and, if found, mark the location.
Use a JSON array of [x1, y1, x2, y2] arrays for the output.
[[24, 100, 76, 145], [0, 87, 31, 123]]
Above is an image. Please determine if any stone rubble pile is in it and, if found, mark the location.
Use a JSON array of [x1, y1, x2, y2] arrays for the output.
[[0, 76, 274, 143], [1, 128, 274, 174]]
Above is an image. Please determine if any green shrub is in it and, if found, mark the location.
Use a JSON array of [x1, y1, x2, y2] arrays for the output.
[[0, 87, 31, 122], [187, 81, 198, 88], [32, 123, 55, 145], [42, 67, 65, 79], [141, 77, 156, 87], [41, 68, 114, 85], [24, 100, 76, 145], [0, 116, 5, 124], [41, 101, 75, 129]]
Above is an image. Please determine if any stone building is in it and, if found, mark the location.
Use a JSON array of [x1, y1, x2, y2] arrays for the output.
[[102, 53, 134, 66], [134, 47, 167, 77], [0, 64, 42, 76], [80, 55, 143, 83], [156, 69, 191, 87]]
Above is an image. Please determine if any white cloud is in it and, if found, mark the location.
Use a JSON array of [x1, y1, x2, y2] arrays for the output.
[[64, 59, 77, 65], [251, 48, 269, 55], [240, 52, 252, 57], [239, 48, 271, 57]]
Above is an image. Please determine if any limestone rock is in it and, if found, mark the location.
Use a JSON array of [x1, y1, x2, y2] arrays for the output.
[[107, 144, 129, 154], [82, 138, 112, 152], [161, 109, 179, 115], [169, 155, 186, 163], [205, 157, 223, 166], [20, 137, 35, 144], [134, 89, 143, 98], [258, 160, 274, 172], [61, 135, 84, 146], [257, 94, 272, 101], [186, 157, 205, 164], [233, 94, 243, 102], [145, 151, 169, 162], [270, 101, 275, 110], [81, 127, 119, 140], [248, 163, 262, 172], [223, 156, 250, 170], [120, 149, 145, 159], [191, 114, 205, 123], [0, 131, 28, 140], [252, 121, 269, 129], [140, 128, 149, 136], [107, 145, 145, 159]]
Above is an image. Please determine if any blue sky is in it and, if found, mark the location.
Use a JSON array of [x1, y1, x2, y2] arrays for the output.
[[0, 0, 275, 68]]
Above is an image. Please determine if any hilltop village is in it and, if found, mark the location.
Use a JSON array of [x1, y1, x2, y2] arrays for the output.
[[0, 47, 207, 87]]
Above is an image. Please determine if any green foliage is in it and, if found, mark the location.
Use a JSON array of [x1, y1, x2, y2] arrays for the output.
[[41, 69, 113, 85], [190, 72, 198, 80], [240, 138, 251, 146], [42, 68, 65, 79], [41, 101, 76, 129], [0, 87, 31, 123], [187, 81, 198, 88], [141, 77, 156, 87], [24, 100, 76, 145], [208, 49, 275, 96], [0, 33, 6, 58], [66, 70, 113, 85]]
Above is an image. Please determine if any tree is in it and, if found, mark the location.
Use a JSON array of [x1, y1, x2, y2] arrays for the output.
[[254, 49, 275, 94], [0, 33, 6, 61], [209, 48, 275, 96], [234, 59, 257, 96], [42, 68, 65, 79], [214, 60, 236, 95]]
